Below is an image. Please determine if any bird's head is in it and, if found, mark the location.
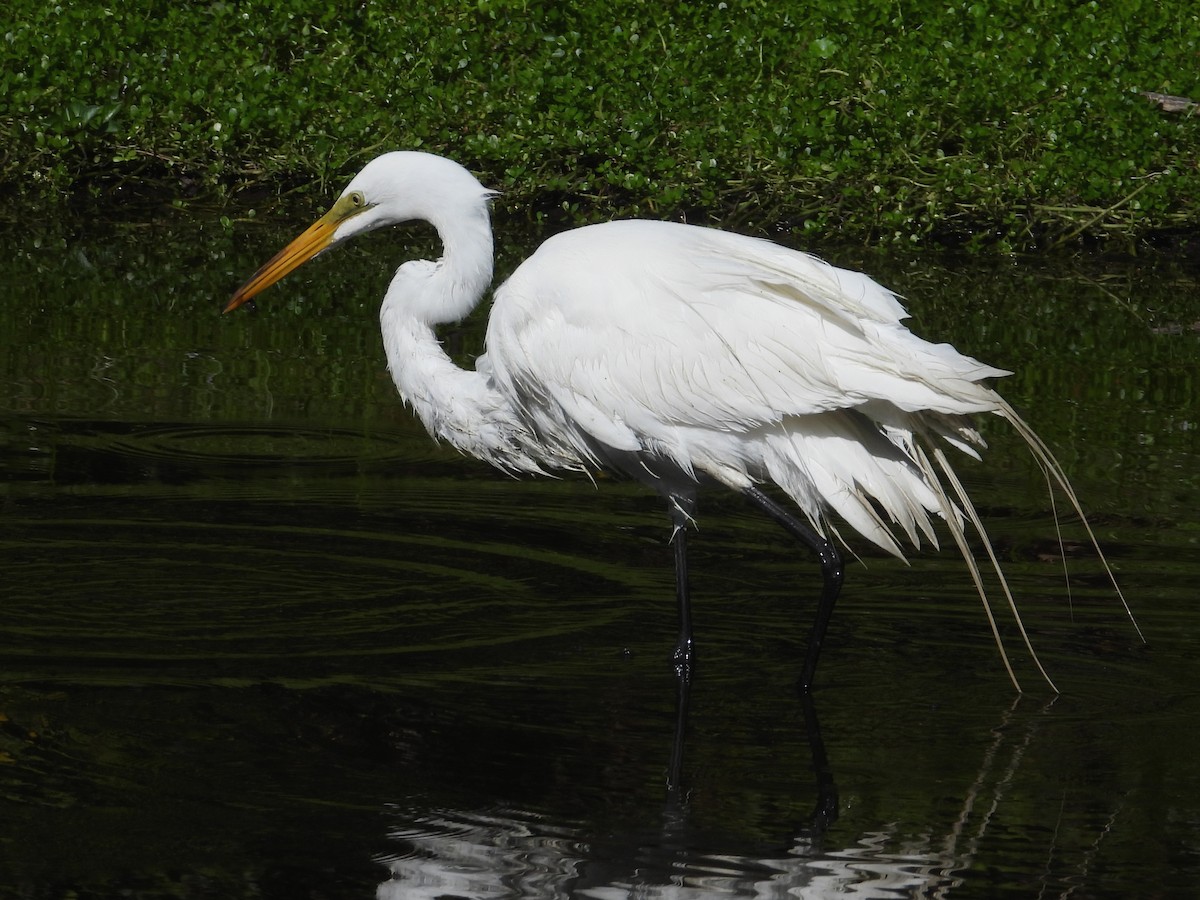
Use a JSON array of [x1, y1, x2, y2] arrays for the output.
[[225, 152, 495, 313]]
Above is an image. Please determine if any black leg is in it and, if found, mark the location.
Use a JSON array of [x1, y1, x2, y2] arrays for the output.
[[799, 692, 839, 832], [672, 513, 700, 676], [743, 485, 844, 693], [667, 657, 691, 791], [669, 499, 694, 680]]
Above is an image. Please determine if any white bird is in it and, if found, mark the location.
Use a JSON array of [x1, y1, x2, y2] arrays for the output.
[[226, 151, 1139, 692]]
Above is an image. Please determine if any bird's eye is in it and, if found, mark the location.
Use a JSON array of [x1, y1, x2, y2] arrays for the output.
[[349, 191, 365, 207]]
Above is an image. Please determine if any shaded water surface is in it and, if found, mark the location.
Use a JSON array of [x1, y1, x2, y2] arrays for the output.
[[0, 211, 1197, 898]]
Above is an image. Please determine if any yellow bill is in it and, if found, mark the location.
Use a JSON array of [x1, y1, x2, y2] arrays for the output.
[[225, 192, 368, 313]]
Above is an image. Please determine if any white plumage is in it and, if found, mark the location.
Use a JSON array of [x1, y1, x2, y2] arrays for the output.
[[228, 151, 1138, 691], [484, 219, 1007, 555]]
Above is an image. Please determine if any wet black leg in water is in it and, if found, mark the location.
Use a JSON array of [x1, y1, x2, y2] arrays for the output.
[[676, 518, 696, 681], [667, 659, 691, 791], [800, 692, 839, 832], [743, 486, 844, 693]]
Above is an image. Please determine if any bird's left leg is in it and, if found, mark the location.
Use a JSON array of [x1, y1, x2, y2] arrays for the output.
[[742, 486, 844, 693], [668, 495, 696, 680]]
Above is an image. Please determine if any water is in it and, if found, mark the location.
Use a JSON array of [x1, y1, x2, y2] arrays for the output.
[[0, 209, 1197, 898]]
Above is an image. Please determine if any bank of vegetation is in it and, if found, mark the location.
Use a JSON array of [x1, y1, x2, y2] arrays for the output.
[[3, 1, 1199, 250]]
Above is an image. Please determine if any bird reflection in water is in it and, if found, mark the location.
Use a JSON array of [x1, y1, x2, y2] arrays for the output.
[[374, 695, 1083, 898], [376, 690, 849, 899]]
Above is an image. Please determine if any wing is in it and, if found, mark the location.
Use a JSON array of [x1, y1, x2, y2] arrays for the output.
[[483, 220, 1007, 460]]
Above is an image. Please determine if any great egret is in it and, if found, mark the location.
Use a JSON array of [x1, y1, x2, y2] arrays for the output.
[[227, 151, 1138, 692]]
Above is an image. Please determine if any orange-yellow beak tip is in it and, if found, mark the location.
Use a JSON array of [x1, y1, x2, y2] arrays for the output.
[[223, 206, 345, 316]]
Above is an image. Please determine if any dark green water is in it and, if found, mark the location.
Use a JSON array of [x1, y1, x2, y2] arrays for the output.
[[0, 209, 1197, 898]]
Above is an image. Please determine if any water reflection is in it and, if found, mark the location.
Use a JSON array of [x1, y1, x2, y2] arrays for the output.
[[374, 696, 1081, 899], [379, 808, 586, 900], [378, 818, 946, 898]]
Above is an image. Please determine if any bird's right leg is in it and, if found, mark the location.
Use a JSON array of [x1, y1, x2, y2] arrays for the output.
[[742, 486, 844, 693], [668, 495, 696, 681]]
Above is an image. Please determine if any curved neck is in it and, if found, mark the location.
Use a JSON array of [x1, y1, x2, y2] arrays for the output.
[[400, 203, 495, 326], [381, 312, 487, 443], [378, 209, 557, 474], [381, 313, 557, 475]]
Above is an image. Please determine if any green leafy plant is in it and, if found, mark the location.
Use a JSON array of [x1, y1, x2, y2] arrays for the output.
[[2, 0, 1198, 250]]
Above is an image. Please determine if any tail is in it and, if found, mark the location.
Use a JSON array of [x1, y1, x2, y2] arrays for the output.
[[994, 401, 1143, 642], [762, 404, 1141, 692], [911, 441, 1054, 692], [913, 402, 1142, 693]]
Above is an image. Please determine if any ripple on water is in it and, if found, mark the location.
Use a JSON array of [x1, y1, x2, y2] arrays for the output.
[[108, 422, 412, 468], [0, 416, 460, 496], [0, 417, 658, 686], [0, 505, 650, 683]]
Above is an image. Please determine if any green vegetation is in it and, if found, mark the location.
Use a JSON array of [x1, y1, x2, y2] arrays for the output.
[[3, 1, 1200, 249]]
